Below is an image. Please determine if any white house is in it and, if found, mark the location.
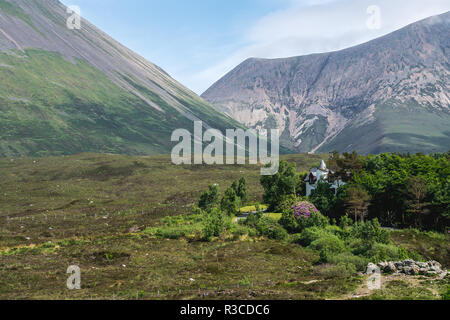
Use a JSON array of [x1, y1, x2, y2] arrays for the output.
[[305, 160, 345, 197]]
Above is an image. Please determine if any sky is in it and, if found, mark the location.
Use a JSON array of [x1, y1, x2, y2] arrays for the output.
[[61, 0, 450, 95]]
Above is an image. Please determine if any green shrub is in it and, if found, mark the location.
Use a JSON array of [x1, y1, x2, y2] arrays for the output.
[[298, 227, 331, 247], [309, 233, 346, 263], [288, 233, 303, 244], [256, 217, 288, 240], [231, 224, 253, 237], [279, 210, 299, 233], [265, 224, 288, 240], [339, 214, 354, 228], [198, 185, 220, 212], [202, 208, 225, 241], [362, 243, 410, 262], [280, 210, 330, 234], [315, 263, 357, 279], [297, 212, 330, 232], [325, 225, 342, 235], [328, 252, 369, 271], [242, 211, 263, 229], [154, 224, 199, 240], [326, 224, 353, 241], [351, 219, 390, 245]]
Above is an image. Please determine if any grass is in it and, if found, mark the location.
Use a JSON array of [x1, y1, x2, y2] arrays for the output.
[[364, 278, 449, 300], [239, 205, 268, 213], [265, 213, 282, 221], [0, 153, 447, 300]]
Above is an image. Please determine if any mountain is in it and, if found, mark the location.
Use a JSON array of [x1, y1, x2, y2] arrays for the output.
[[202, 12, 450, 155], [0, 0, 243, 157]]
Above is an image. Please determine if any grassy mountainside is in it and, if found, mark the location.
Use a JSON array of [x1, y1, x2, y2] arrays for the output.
[[320, 102, 450, 154], [0, 0, 243, 157]]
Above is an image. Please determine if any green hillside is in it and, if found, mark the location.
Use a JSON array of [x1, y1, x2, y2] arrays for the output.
[[320, 102, 450, 155], [0, 49, 241, 157]]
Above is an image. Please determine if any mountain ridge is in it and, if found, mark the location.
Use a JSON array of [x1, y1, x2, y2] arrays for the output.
[[202, 11, 450, 154]]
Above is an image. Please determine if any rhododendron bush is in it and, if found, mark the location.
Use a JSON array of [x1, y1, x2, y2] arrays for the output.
[[291, 201, 320, 219]]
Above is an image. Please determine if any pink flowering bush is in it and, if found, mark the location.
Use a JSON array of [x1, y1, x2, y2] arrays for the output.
[[291, 201, 320, 219], [280, 200, 328, 234]]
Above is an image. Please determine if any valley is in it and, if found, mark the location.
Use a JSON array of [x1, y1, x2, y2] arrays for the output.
[[0, 153, 448, 300]]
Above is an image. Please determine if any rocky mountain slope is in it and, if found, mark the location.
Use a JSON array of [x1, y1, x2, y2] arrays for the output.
[[0, 0, 242, 157], [202, 12, 450, 154]]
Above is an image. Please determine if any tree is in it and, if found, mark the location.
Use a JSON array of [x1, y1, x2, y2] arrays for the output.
[[232, 178, 248, 207], [237, 177, 248, 205], [328, 151, 364, 182], [261, 160, 300, 211], [198, 185, 219, 212], [345, 184, 371, 223], [404, 176, 430, 228], [220, 187, 240, 216], [202, 208, 225, 241], [309, 181, 336, 217], [297, 172, 308, 197]]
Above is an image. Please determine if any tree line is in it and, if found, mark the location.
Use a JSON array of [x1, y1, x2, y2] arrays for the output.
[[261, 152, 449, 232]]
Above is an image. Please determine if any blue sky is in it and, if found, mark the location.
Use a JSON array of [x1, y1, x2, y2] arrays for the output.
[[61, 0, 450, 94]]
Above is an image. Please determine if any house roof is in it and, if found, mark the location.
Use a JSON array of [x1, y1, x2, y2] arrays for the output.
[[319, 160, 327, 171]]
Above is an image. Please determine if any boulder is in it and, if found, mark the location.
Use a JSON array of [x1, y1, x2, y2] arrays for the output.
[[403, 266, 413, 275], [411, 265, 420, 275], [403, 259, 415, 266], [427, 261, 442, 268], [371, 259, 446, 276], [378, 261, 388, 270], [416, 262, 428, 269], [430, 266, 442, 273], [386, 262, 397, 273], [419, 268, 428, 275]]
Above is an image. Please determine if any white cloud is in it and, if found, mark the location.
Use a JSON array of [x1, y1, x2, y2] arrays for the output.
[[192, 0, 450, 95]]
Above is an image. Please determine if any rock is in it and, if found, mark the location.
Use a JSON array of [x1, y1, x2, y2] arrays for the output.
[[378, 261, 388, 270], [416, 262, 428, 269], [411, 265, 420, 275], [386, 262, 397, 273], [128, 226, 140, 233], [419, 268, 428, 275], [430, 266, 442, 273], [373, 259, 446, 276], [403, 266, 413, 275], [403, 259, 415, 266], [427, 261, 442, 269]]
